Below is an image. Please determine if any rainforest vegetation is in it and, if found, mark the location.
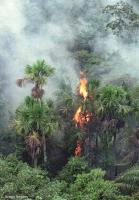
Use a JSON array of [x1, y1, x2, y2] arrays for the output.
[[1, 1, 139, 200]]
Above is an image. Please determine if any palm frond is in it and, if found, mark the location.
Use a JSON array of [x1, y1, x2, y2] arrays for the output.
[[116, 165, 139, 195]]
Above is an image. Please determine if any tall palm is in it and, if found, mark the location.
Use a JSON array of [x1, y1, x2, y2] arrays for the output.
[[38, 99, 58, 165], [15, 59, 57, 167], [96, 85, 131, 145], [14, 96, 58, 166], [17, 59, 54, 99]]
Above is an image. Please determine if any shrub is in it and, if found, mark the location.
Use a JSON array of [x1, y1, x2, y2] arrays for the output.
[[58, 156, 89, 184]]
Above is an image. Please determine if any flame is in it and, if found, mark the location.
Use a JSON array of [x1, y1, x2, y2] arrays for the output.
[[73, 72, 93, 157], [73, 106, 93, 128], [73, 72, 93, 128], [79, 72, 88, 101], [85, 110, 93, 122], [73, 106, 84, 128], [74, 140, 82, 156]]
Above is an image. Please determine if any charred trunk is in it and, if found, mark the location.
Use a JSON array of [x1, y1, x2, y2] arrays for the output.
[[42, 133, 47, 166], [33, 156, 38, 168], [32, 84, 44, 99], [32, 150, 37, 168], [84, 125, 94, 167]]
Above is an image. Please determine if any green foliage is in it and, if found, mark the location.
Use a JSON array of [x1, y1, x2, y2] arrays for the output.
[[2, 2, 139, 199], [116, 165, 139, 196], [75, 50, 104, 69], [15, 59, 58, 167], [0, 95, 9, 128], [56, 80, 75, 117], [0, 155, 135, 200], [14, 96, 58, 167], [14, 97, 58, 136], [68, 168, 126, 200], [104, 1, 139, 41], [58, 157, 89, 184], [25, 59, 54, 86], [96, 147, 116, 170], [3, 4, 139, 197], [74, 50, 109, 79], [0, 154, 47, 198], [55, 80, 79, 155], [88, 79, 100, 91], [0, 129, 18, 155], [96, 85, 131, 119], [36, 180, 68, 200], [0, 155, 67, 200]]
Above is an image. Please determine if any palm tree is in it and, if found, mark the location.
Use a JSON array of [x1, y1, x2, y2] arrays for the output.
[[55, 80, 75, 117], [17, 59, 54, 99], [25, 131, 41, 167], [116, 165, 139, 198], [15, 60, 57, 167], [38, 99, 58, 165], [14, 96, 58, 166], [96, 85, 131, 145]]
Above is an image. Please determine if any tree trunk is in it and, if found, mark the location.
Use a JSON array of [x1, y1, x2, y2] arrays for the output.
[[84, 126, 94, 167], [32, 150, 37, 168], [96, 133, 98, 149], [113, 131, 117, 157], [42, 133, 47, 165], [113, 131, 117, 146], [34, 156, 38, 168]]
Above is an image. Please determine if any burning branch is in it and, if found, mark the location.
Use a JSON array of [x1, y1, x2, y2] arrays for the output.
[[73, 72, 93, 158], [73, 72, 93, 128], [78, 71, 88, 101]]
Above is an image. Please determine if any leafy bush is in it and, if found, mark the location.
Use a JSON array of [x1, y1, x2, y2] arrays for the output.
[[68, 168, 133, 200], [116, 165, 139, 197], [58, 156, 89, 184], [0, 155, 67, 200]]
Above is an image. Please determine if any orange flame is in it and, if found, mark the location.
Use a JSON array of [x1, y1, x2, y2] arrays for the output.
[[73, 72, 92, 128], [79, 71, 88, 101], [73, 106, 85, 128], [73, 72, 93, 157], [73, 106, 93, 128], [74, 140, 82, 156], [85, 110, 93, 123]]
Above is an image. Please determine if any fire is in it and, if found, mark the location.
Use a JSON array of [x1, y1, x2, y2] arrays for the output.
[[79, 71, 88, 101], [85, 110, 93, 122], [73, 106, 84, 128], [74, 140, 82, 156], [73, 106, 92, 128], [73, 72, 93, 128], [73, 72, 93, 157]]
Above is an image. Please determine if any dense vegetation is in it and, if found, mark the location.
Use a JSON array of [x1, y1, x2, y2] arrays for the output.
[[1, 1, 139, 200]]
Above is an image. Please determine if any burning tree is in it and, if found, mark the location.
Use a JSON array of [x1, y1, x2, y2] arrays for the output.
[[73, 72, 93, 128], [73, 72, 133, 171], [73, 72, 94, 166]]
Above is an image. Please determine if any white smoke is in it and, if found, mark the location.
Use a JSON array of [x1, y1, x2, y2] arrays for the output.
[[0, 0, 139, 110], [0, 0, 80, 107]]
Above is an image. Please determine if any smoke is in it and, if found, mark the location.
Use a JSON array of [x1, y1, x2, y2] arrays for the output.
[[0, 0, 80, 108], [93, 0, 139, 85], [0, 0, 139, 112], [95, 34, 139, 83]]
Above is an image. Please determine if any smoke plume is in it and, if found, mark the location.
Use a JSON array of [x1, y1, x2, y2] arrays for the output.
[[0, 0, 139, 111]]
